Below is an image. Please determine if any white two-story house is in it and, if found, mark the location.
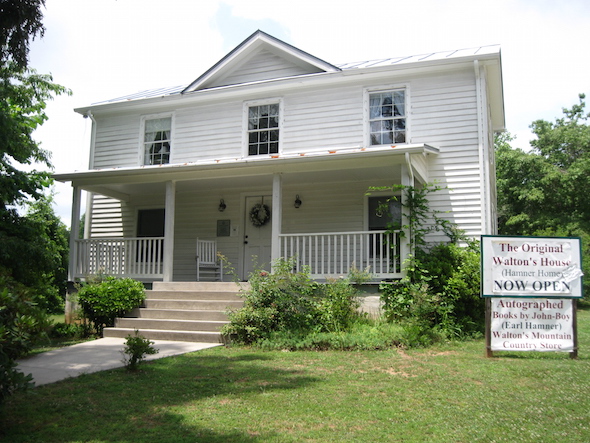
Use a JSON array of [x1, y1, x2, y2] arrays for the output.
[[55, 30, 504, 285]]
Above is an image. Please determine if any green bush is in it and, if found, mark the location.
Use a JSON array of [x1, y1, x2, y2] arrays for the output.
[[49, 322, 90, 339], [316, 277, 363, 333], [121, 330, 158, 371], [0, 272, 51, 404], [380, 240, 484, 340], [76, 277, 145, 336], [222, 258, 368, 345]]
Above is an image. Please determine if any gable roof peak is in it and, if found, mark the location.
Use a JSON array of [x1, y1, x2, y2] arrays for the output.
[[182, 30, 340, 94]]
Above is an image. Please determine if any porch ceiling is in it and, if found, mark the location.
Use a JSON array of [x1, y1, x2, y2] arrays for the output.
[[54, 144, 438, 200]]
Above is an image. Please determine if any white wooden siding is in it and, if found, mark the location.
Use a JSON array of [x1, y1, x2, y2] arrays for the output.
[[93, 115, 140, 168], [173, 102, 243, 163], [88, 194, 125, 238], [282, 87, 363, 152], [206, 49, 321, 89]]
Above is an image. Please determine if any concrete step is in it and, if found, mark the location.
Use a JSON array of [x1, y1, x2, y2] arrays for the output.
[[146, 290, 242, 301], [115, 317, 228, 332], [103, 327, 223, 343], [144, 299, 243, 311], [103, 281, 244, 343], [126, 308, 229, 321], [152, 282, 247, 292]]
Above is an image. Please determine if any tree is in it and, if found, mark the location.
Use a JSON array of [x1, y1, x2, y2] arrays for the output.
[[0, 0, 70, 401], [0, 0, 46, 70], [496, 94, 590, 235], [1, 1, 70, 287], [495, 94, 590, 294]]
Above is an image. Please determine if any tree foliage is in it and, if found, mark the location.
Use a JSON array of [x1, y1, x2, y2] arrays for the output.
[[0, 0, 70, 401], [0, 0, 46, 70], [496, 94, 590, 294], [496, 94, 590, 235], [0, 2, 70, 302]]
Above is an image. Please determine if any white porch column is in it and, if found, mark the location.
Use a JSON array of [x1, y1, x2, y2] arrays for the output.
[[68, 185, 82, 281], [163, 181, 176, 282], [271, 173, 283, 267], [400, 163, 412, 274]]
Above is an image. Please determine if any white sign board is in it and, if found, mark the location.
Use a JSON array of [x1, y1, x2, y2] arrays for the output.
[[481, 236, 583, 298], [491, 298, 574, 352]]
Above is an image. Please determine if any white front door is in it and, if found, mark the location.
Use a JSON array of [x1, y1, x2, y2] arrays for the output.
[[243, 195, 272, 277]]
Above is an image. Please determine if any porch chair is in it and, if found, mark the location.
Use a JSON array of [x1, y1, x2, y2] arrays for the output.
[[196, 238, 223, 281]]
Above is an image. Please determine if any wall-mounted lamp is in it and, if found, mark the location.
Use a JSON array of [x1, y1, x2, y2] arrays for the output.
[[294, 195, 302, 209], [218, 199, 227, 212]]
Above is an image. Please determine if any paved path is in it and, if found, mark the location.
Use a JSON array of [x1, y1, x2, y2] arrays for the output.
[[17, 338, 221, 386]]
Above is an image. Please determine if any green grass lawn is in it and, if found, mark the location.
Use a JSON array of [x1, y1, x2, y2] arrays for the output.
[[2, 309, 590, 442]]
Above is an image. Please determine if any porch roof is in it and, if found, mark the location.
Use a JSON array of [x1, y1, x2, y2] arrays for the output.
[[54, 144, 438, 200]]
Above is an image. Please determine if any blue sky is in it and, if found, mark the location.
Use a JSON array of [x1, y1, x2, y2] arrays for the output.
[[29, 0, 590, 225]]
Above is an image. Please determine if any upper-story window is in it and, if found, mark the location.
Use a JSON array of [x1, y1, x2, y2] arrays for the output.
[[247, 102, 280, 155], [369, 89, 406, 145], [144, 117, 171, 165]]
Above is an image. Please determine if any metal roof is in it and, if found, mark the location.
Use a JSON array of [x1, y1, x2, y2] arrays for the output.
[[92, 45, 500, 106]]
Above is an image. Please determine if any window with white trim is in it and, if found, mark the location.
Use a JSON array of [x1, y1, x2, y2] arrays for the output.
[[369, 90, 406, 145], [247, 103, 280, 155], [143, 117, 171, 165]]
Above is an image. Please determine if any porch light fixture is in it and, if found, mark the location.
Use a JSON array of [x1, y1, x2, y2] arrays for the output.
[[294, 195, 302, 208], [218, 199, 227, 212]]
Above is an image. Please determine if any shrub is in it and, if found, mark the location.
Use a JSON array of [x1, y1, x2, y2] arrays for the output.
[[0, 272, 51, 404], [121, 331, 158, 371], [49, 322, 90, 339], [316, 277, 363, 333], [76, 277, 145, 336], [380, 240, 484, 339], [222, 258, 368, 345]]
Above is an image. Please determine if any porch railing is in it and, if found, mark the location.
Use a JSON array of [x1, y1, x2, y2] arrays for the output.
[[279, 230, 403, 280], [73, 237, 164, 280]]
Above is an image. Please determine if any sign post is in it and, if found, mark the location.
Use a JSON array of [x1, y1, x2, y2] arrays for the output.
[[481, 236, 583, 358]]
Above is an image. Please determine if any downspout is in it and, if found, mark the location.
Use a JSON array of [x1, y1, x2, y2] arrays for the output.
[[83, 110, 97, 238], [474, 60, 492, 235]]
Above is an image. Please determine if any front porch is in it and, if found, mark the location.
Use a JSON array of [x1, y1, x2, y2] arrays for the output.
[[58, 145, 437, 284], [71, 230, 403, 282]]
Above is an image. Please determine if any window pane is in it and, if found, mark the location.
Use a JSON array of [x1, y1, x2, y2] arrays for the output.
[[247, 103, 280, 156], [270, 142, 279, 153], [145, 118, 171, 132], [368, 90, 405, 146]]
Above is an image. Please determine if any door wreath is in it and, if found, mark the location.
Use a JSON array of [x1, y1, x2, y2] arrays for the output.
[[249, 203, 271, 227]]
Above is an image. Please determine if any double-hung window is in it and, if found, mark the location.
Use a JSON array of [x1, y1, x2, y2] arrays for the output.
[[247, 102, 280, 155], [368, 89, 406, 145], [143, 117, 171, 165]]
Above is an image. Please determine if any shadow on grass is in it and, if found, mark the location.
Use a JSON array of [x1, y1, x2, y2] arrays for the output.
[[1, 349, 318, 442]]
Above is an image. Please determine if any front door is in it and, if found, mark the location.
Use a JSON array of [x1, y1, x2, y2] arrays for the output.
[[243, 195, 272, 277]]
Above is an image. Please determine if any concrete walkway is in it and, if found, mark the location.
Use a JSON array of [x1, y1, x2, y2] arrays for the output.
[[17, 338, 221, 386]]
